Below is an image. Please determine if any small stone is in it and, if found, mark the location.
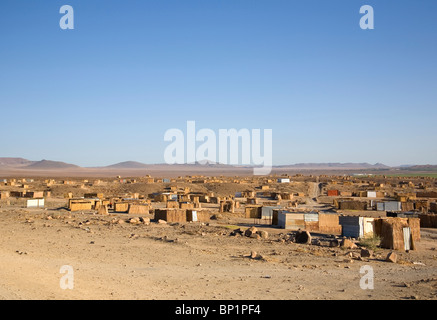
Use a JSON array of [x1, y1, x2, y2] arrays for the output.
[[295, 230, 311, 244], [257, 230, 269, 239], [140, 217, 151, 225], [361, 249, 373, 258], [158, 219, 167, 224], [128, 218, 140, 225], [386, 252, 398, 263], [340, 238, 357, 249], [245, 226, 258, 237], [250, 233, 261, 240]]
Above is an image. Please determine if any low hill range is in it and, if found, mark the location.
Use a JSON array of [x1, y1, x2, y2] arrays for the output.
[[0, 157, 394, 170], [0, 158, 436, 174]]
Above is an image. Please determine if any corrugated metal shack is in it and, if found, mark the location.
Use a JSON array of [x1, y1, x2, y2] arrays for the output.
[[339, 216, 375, 238], [275, 212, 341, 234], [277, 211, 305, 230], [374, 217, 420, 251], [376, 201, 402, 212], [260, 206, 282, 223]]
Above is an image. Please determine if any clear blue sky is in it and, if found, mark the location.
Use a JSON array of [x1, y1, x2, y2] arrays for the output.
[[1, 0, 436, 167]]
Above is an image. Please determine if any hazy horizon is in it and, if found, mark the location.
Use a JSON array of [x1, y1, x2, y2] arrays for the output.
[[0, 156, 436, 169]]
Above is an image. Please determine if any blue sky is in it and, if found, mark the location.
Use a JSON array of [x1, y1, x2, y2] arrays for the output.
[[0, 0, 436, 167]]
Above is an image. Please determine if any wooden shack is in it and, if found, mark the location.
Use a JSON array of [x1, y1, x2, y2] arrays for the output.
[[374, 217, 420, 251], [154, 209, 186, 223]]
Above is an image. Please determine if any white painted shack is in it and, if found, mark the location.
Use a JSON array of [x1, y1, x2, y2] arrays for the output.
[[339, 216, 375, 238], [376, 201, 402, 212], [26, 198, 45, 208], [367, 191, 377, 198]]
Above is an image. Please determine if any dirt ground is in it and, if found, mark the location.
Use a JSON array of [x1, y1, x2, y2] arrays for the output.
[[0, 206, 436, 300], [1, 175, 436, 300]]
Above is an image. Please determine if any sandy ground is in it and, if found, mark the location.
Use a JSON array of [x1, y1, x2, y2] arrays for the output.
[[0, 206, 436, 300]]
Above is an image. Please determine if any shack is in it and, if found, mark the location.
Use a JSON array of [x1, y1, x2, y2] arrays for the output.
[[339, 216, 375, 238]]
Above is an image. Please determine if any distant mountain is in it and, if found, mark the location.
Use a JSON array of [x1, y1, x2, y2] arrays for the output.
[[25, 159, 80, 170], [400, 165, 437, 171], [0, 157, 35, 167], [0, 158, 395, 170], [104, 161, 151, 169], [274, 163, 390, 170]]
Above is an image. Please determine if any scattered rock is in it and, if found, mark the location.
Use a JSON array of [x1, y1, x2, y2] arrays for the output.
[[347, 251, 361, 260], [230, 228, 243, 236], [312, 239, 322, 246], [244, 226, 258, 237], [361, 248, 373, 258], [386, 252, 398, 263], [250, 251, 258, 259], [140, 217, 150, 225], [128, 218, 141, 225], [257, 230, 269, 239], [295, 230, 311, 244], [329, 239, 340, 247], [250, 233, 261, 240], [158, 219, 167, 224], [340, 238, 357, 249]]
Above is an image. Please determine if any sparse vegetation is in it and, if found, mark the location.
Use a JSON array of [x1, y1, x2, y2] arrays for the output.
[[359, 234, 381, 251]]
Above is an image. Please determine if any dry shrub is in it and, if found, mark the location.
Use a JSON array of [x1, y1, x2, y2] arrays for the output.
[[359, 234, 381, 251]]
